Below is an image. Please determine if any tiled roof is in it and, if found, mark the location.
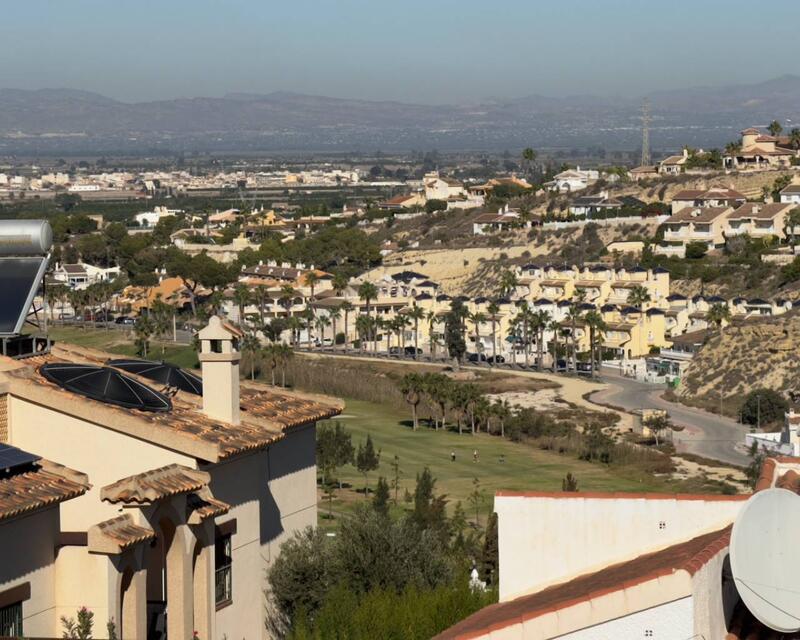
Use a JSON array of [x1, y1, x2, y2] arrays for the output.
[[187, 490, 230, 524], [0, 344, 342, 462], [0, 460, 89, 522], [728, 202, 792, 220], [102, 464, 209, 504], [90, 514, 155, 553], [665, 206, 731, 223], [435, 527, 731, 640]]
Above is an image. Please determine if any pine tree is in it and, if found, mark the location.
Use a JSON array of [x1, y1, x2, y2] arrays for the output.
[[481, 513, 499, 585], [355, 434, 380, 497], [373, 477, 390, 517]]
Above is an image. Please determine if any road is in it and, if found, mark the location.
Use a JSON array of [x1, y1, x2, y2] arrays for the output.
[[591, 370, 750, 467], [308, 350, 752, 467]]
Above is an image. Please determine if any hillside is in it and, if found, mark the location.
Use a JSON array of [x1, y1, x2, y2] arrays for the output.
[[3, 75, 800, 152], [368, 220, 661, 295], [678, 313, 800, 409]]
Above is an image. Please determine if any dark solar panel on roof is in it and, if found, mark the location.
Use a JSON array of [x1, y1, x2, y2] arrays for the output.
[[40, 363, 172, 412], [107, 359, 202, 395], [0, 444, 41, 471], [0, 257, 49, 336]]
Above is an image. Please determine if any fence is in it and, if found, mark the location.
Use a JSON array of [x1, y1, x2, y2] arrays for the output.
[[542, 215, 668, 230]]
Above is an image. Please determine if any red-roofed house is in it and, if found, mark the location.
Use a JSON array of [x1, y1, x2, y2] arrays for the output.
[[436, 490, 749, 640], [724, 127, 797, 170]]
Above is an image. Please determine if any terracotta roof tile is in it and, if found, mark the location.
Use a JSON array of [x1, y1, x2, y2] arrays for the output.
[[90, 514, 155, 553], [435, 528, 730, 640], [0, 460, 89, 522], [187, 490, 230, 524], [0, 344, 342, 462], [101, 464, 209, 505]]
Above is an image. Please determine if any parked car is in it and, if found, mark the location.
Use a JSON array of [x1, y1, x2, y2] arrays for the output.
[[404, 346, 422, 356], [576, 362, 593, 375], [487, 355, 505, 364], [555, 358, 569, 372], [115, 316, 136, 326], [467, 352, 487, 363], [388, 346, 401, 355]]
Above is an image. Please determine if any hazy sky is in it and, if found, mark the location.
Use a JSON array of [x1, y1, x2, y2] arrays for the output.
[[2, 0, 798, 103]]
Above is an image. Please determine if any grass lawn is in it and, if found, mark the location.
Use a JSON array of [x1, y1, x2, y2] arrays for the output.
[[48, 326, 198, 369], [320, 398, 674, 526]]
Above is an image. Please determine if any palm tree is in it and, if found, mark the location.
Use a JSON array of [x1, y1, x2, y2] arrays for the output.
[[790, 128, 800, 151], [469, 311, 487, 357], [406, 305, 426, 358], [487, 301, 500, 363], [331, 272, 349, 296], [531, 309, 550, 370], [328, 305, 341, 349], [786, 208, 800, 248], [277, 343, 293, 387], [340, 300, 354, 352], [357, 281, 379, 352], [567, 300, 583, 371], [584, 310, 607, 378], [279, 284, 296, 318], [253, 284, 270, 326], [627, 285, 651, 313], [426, 310, 438, 359], [548, 319, 561, 371], [304, 271, 320, 308], [241, 332, 261, 380], [315, 314, 331, 347], [492, 398, 511, 439], [400, 373, 425, 430], [355, 314, 371, 354], [232, 283, 252, 328], [285, 315, 302, 348], [499, 270, 519, 298], [394, 312, 410, 352], [521, 147, 537, 178], [707, 303, 731, 337], [768, 120, 783, 138]]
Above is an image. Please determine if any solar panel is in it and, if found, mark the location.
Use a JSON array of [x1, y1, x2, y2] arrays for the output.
[[40, 363, 172, 412], [0, 256, 49, 337], [107, 358, 203, 395], [0, 443, 41, 471]]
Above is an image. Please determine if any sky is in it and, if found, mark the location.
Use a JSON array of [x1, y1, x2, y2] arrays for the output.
[[1, 0, 798, 104]]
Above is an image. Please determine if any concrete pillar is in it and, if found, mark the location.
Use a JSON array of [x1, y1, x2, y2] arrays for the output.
[[166, 524, 195, 640], [121, 566, 147, 640], [191, 522, 215, 640]]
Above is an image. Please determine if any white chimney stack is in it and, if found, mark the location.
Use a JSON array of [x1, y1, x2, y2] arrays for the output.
[[197, 316, 242, 425]]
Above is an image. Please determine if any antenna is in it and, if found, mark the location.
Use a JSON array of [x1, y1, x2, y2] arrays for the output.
[[641, 98, 651, 167]]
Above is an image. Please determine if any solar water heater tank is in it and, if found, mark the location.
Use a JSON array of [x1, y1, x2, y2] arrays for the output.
[[0, 220, 53, 256]]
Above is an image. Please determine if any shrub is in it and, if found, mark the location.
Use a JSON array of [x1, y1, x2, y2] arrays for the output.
[[740, 389, 788, 428], [685, 241, 708, 260]]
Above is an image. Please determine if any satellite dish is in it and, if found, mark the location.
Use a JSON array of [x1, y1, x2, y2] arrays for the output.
[[730, 488, 800, 633]]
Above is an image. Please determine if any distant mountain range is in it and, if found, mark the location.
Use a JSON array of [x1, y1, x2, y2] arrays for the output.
[[1, 76, 800, 154]]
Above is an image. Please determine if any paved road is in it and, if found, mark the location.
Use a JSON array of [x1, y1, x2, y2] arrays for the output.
[[591, 370, 750, 467], [303, 349, 751, 467]]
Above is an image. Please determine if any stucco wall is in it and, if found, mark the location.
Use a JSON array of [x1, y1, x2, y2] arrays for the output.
[[0, 507, 60, 637], [209, 423, 317, 640], [494, 494, 745, 601], [554, 596, 693, 640], [9, 397, 195, 530], [54, 546, 115, 632], [692, 549, 735, 640]]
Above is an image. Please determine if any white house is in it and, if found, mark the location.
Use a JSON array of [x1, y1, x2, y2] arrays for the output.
[[780, 184, 800, 205], [134, 206, 184, 228], [423, 172, 465, 201], [546, 167, 599, 192]]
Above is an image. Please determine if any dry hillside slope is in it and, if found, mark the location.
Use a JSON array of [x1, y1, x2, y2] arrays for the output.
[[679, 312, 800, 403]]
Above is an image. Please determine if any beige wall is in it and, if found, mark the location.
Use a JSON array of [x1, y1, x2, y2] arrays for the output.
[[0, 507, 60, 637], [54, 546, 115, 633], [494, 494, 745, 601], [209, 423, 317, 640], [9, 397, 194, 530]]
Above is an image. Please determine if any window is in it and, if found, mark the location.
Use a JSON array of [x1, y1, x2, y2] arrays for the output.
[[215, 533, 233, 608], [0, 601, 22, 637]]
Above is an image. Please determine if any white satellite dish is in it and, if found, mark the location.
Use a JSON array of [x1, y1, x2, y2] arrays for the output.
[[730, 488, 800, 633]]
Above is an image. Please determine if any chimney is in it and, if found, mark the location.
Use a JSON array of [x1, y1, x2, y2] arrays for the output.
[[197, 315, 242, 425]]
